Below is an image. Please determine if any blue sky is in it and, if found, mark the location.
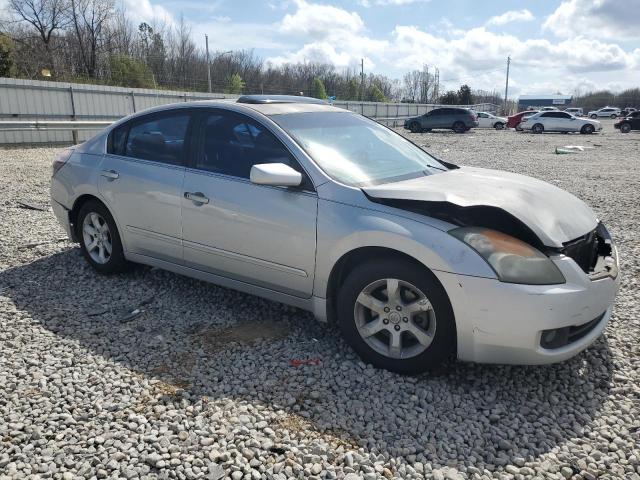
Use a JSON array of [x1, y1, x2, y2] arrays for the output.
[[122, 0, 640, 96]]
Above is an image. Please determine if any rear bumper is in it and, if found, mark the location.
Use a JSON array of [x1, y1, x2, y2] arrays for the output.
[[435, 248, 620, 365], [51, 198, 73, 240]]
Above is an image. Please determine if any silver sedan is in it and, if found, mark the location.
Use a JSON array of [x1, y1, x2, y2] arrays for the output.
[[51, 95, 619, 373]]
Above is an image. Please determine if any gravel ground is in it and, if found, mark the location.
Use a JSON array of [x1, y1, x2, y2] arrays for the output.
[[1, 121, 639, 480]]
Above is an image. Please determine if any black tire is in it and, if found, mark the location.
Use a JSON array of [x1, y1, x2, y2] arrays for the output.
[[610, 114, 617, 119], [494, 122, 505, 130], [620, 123, 631, 133], [581, 124, 595, 134], [515, 124, 523, 131], [409, 122, 422, 133], [453, 121, 466, 133], [532, 123, 544, 134], [76, 200, 128, 274], [337, 258, 456, 374], [590, 114, 597, 119]]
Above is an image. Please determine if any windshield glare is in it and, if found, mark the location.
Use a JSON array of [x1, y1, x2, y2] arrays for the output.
[[272, 112, 445, 187]]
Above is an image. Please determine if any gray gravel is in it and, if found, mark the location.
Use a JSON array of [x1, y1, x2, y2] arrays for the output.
[[1, 121, 639, 480]]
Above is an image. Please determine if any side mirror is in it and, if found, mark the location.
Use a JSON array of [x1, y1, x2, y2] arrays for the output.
[[250, 163, 302, 187]]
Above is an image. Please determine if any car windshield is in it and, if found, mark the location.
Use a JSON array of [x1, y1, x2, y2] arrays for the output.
[[272, 112, 446, 187]]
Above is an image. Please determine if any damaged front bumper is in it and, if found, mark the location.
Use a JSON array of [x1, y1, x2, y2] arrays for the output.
[[435, 244, 620, 365]]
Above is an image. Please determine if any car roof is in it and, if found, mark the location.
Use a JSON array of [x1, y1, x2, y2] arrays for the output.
[[108, 98, 346, 126]]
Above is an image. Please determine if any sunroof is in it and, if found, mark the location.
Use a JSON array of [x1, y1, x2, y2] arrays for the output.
[[236, 95, 328, 105]]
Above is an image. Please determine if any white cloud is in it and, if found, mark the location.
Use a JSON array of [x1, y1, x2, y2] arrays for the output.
[[280, 0, 364, 38], [486, 9, 534, 26], [543, 0, 640, 38], [121, 0, 176, 26], [359, 0, 429, 7], [268, 0, 387, 69]]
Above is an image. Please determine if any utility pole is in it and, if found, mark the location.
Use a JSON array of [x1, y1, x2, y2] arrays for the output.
[[360, 58, 364, 101], [205, 34, 212, 93], [503, 56, 511, 115]]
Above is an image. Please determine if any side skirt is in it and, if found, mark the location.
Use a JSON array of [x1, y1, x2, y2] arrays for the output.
[[125, 252, 328, 321]]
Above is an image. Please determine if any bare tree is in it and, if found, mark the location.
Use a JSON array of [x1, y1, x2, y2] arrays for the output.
[[69, 0, 114, 77], [7, 0, 68, 71], [8, 0, 68, 46]]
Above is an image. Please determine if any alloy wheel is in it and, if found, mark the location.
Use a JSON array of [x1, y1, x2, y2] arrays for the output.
[[82, 212, 112, 264], [354, 278, 436, 359]]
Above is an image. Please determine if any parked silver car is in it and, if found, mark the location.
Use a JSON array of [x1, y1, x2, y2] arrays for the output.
[[51, 96, 619, 373]]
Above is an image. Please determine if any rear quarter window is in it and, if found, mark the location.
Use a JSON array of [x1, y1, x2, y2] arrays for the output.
[[108, 125, 128, 156]]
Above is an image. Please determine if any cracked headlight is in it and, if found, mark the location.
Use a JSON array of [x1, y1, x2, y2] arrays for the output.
[[450, 227, 565, 285]]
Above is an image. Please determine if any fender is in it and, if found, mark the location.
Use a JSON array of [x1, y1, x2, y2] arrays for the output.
[[313, 198, 496, 299]]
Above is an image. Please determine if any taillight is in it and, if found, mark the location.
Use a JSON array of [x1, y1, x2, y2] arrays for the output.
[[52, 149, 73, 176]]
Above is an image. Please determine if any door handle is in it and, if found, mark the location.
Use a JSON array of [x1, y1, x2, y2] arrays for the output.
[[101, 169, 119, 180], [184, 191, 209, 204]]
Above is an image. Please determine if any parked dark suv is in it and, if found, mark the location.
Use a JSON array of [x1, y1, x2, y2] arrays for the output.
[[615, 111, 640, 133], [404, 107, 478, 133]]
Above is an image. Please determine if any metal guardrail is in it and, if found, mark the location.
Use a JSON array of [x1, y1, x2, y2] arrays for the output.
[[0, 120, 112, 131]]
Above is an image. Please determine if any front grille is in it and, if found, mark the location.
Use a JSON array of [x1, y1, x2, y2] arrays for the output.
[[562, 223, 612, 274], [540, 312, 606, 349]]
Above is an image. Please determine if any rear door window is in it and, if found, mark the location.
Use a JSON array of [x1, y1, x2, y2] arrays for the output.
[[123, 113, 191, 165]]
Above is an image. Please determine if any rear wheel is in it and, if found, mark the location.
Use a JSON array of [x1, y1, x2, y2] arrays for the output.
[[581, 124, 595, 134], [620, 123, 631, 133], [77, 200, 128, 274], [409, 122, 422, 133], [532, 123, 544, 134], [337, 259, 456, 374], [494, 122, 505, 130], [453, 121, 466, 133]]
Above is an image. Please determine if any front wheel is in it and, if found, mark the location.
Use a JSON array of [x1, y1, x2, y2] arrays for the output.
[[494, 122, 505, 130], [590, 114, 598, 119], [409, 122, 422, 133], [453, 121, 466, 133], [620, 123, 631, 133], [581, 124, 595, 134], [532, 123, 544, 134], [610, 114, 617, 119], [337, 259, 456, 374], [77, 200, 128, 274]]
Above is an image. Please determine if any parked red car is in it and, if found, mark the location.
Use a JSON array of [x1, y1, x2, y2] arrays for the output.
[[507, 110, 539, 130]]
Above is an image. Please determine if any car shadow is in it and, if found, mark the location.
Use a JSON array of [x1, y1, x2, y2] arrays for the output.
[[1, 248, 614, 472]]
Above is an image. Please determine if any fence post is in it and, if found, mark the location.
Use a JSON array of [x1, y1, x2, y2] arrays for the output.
[[69, 86, 78, 145], [131, 91, 136, 113]]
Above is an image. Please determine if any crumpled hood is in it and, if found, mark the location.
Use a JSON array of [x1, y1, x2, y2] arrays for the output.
[[363, 166, 598, 248]]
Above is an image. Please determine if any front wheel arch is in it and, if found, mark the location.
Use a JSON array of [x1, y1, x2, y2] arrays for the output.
[[325, 247, 450, 322]]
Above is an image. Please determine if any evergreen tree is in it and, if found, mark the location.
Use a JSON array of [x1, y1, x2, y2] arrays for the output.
[[0, 35, 16, 77], [310, 77, 327, 99], [440, 91, 458, 105], [224, 73, 245, 94], [457, 84, 472, 105], [367, 84, 386, 102], [108, 55, 154, 88]]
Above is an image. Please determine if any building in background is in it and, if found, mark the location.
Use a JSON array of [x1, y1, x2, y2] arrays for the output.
[[518, 94, 573, 110]]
